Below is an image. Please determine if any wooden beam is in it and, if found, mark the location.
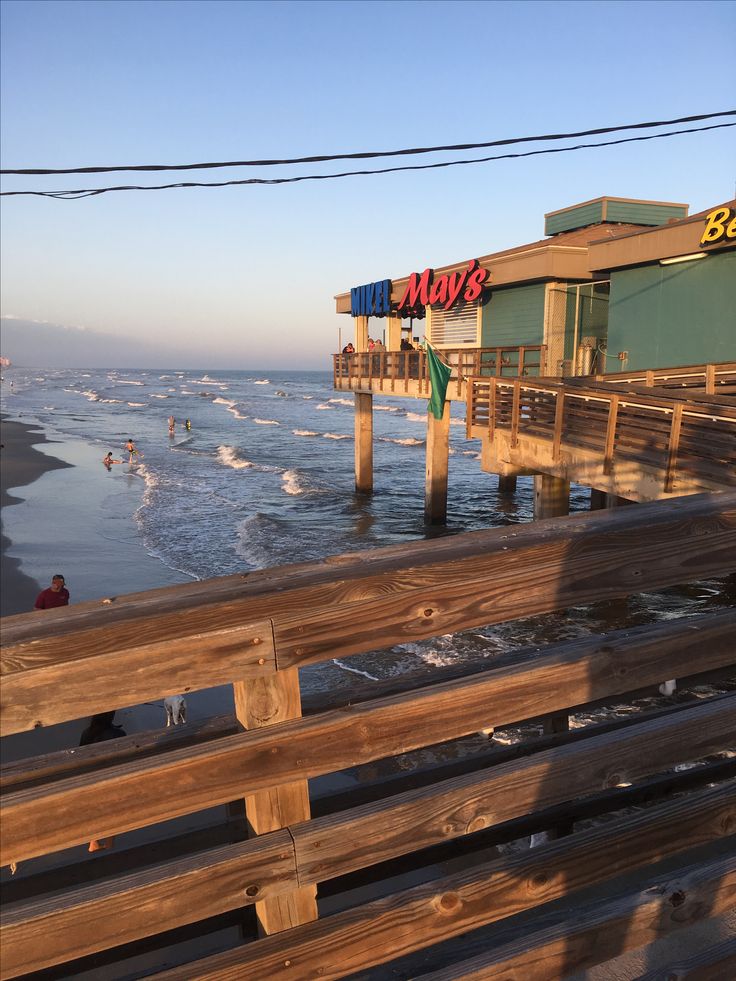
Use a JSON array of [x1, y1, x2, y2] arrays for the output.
[[533, 474, 569, 519], [233, 668, 317, 934], [664, 401, 684, 493], [414, 853, 736, 981], [1, 621, 274, 736], [145, 784, 736, 980], [354, 392, 373, 494], [0, 831, 296, 979], [425, 402, 450, 525]]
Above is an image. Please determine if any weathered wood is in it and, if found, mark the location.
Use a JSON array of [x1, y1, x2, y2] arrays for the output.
[[291, 695, 735, 883], [146, 785, 736, 981], [533, 474, 570, 519], [665, 401, 684, 492], [425, 401, 450, 525], [0, 830, 296, 978], [4, 615, 733, 866], [552, 390, 565, 460], [4, 494, 733, 675], [354, 391, 373, 494], [637, 938, 736, 981], [415, 852, 736, 980], [234, 667, 317, 934], [603, 392, 619, 473], [1, 621, 274, 736]]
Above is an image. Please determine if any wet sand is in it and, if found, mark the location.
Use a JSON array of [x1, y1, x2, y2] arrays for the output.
[[0, 415, 71, 616]]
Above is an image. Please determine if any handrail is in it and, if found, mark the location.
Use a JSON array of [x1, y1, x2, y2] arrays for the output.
[[2, 493, 735, 978]]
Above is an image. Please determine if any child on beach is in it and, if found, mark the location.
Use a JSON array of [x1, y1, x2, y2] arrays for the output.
[[103, 452, 122, 469], [125, 438, 138, 463]]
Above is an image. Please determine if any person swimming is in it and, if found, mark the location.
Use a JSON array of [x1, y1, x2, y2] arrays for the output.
[[103, 452, 122, 469], [168, 415, 175, 436], [185, 418, 191, 431]]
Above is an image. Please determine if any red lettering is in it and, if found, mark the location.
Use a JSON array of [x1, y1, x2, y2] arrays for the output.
[[429, 274, 449, 305], [445, 268, 468, 308], [398, 268, 433, 310], [463, 260, 489, 303]]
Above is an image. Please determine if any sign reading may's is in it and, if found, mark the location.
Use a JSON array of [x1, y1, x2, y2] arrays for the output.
[[397, 259, 489, 312]]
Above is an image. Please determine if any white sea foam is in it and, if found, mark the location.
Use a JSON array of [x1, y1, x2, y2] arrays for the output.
[[217, 445, 252, 469], [293, 429, 319, 436], [450, 417, 465, 426], [81, 389, 100, 401], [406, 411, 426, 422], [99, 398, 123, 404], [254, 379, 270, 385], [43, 405, 55, 410], [328, 398, 352, 406], [316, 403, 332, 410], [302, 395, 314, 400], [117, 380, 145, 386], [379, 436, 425, 446], [324, 432, 351, 440], [282, 470, 307, 495], [332, 659, 380, 682], [228, 407, 248, 420], [127, 401, 146, 407], [213, 396, 236, 406], [375, 405, 399, 412], [254, 418, 279, 425], [150, 393, 169, 399]]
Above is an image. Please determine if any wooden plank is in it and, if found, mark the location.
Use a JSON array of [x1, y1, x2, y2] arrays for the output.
[[147, 784, 736, 981], [3, 620, 733, 866], [637, 938, 736, 981], [665, 401, 684, 493], [3, 495, 735, 677], [292, 695, 736, 883], [706, 362, 717, 395], [0, 831, 296, 979], [552, 390, 564, 460], [414, 852, 736, 981], [234, 667, 317, 934], [1, 621, 274, 736], [603, 392, 619, 474], [510, 380, 521, 447]]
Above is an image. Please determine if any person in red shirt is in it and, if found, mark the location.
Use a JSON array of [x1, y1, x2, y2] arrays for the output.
[[34, 574, 70, 610]]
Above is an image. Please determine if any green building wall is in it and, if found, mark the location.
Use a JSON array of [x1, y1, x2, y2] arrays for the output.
[[606, 250, 736, 371], [481, 284, 546, 347]]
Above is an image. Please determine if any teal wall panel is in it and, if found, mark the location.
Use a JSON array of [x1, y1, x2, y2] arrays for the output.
[[545, 201, 603, 236], [607, 251, 736, 371], [606, 201, 688, 226], [481, 284, 546, 348]]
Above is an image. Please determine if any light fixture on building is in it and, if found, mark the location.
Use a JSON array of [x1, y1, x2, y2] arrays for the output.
[[659, 252, 708, 266]]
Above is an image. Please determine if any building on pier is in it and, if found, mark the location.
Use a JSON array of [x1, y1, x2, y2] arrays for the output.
[[333, 198, 736, 522]]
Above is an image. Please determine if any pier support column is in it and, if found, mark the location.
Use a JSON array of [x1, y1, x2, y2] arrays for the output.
[[354, 314, 369, 352], [497, 475, 517, 495], [533, 474, 570, 520], [425, 402, 451, 525], [386, 314, 403, 351], [355, 392, 373, 494], [234, 668, 317, 935]]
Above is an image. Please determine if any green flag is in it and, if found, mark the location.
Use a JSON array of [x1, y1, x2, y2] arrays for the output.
[[425, 342, 452, 420]]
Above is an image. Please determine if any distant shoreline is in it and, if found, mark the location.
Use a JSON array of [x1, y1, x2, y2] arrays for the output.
[[0, 414, 72, 616]]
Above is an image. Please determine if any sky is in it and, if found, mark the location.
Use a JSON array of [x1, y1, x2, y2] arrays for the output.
[[1, 0, 734, 369]]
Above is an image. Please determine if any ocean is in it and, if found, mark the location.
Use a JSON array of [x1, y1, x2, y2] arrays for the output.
[[0, 365, 727, 712]]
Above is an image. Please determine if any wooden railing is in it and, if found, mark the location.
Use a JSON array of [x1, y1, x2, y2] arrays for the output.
[[468, 374, 736, 495], [333, 345, 547, 397], [1, 494, 735, 978], [592, 361, 736, 397]]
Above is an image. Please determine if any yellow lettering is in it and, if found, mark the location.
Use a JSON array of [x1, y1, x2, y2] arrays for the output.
[[700, 207, 731, 245], [727, 216, 736, 240]]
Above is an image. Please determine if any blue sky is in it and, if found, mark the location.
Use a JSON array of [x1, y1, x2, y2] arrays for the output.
[[1, 0, 734, 368]]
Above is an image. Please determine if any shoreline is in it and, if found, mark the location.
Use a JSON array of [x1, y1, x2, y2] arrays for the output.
[[0, 414, 72, 617]]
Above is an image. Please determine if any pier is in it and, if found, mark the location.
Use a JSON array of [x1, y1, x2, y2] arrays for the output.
[[1, 493, 735, 978]]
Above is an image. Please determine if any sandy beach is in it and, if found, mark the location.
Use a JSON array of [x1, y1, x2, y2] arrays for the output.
[[0, 415, 71, 616]]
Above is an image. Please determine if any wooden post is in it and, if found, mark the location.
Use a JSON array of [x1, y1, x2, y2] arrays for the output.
[[497, 475, 517, 494], [424, 401, 451, 525], [354, 315, 369, 352], [705, 363, 716, 395], [386, 315, 403, 352], [534, 474, 570, 520], [603, 394, 619, 474], [590, 488, 608, 510], [234, 669, 318, 935], [355, 393, 373, 495], [664, 403, 683, 493]]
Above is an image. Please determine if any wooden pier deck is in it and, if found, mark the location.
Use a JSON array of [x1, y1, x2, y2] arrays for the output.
[[1, 493, 735, 979]]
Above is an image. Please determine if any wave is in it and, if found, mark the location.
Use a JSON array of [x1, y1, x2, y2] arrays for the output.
[[332, 658, 380, 682], [217, 445, 253, 469], [254, 418, 279, 426], [327, 398, 352, 406], [293, 428, 319, 436], [254, 379, 270, 385], [302, 395, 314, 400], [213, 396, 236, 406], [150, 393, 169, 399], [323, 432, 351, 440], [375, 405, 400, 412], [117, 380, 145, 386], [228, 407, 248, 420], [406, 411, 426, 422], [282, 470, 309, 495], [81, 389, 99, 401], [127, 401, 146, 407], [379, 436, 425, 446], [316, 404, 332, 410], [450, 417, 466, 426], [99, 398, 123, 404]]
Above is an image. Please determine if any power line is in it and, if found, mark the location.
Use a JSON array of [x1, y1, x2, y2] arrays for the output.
[[2, 122, 733, 200], [2, 110, 734, 176]]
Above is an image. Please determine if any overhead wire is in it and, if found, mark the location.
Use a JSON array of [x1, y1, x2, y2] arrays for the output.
[[2, 109, 734, 175], [2, 122, 733, 200]]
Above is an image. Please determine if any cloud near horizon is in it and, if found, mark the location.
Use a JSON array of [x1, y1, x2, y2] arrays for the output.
[[0, 316, 213, 369]]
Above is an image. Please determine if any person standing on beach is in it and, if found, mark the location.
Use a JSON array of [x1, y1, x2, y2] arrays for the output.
[[168, 416, 175, 436], [125, 438, 138, 463], [34, 574, 69, 609]]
